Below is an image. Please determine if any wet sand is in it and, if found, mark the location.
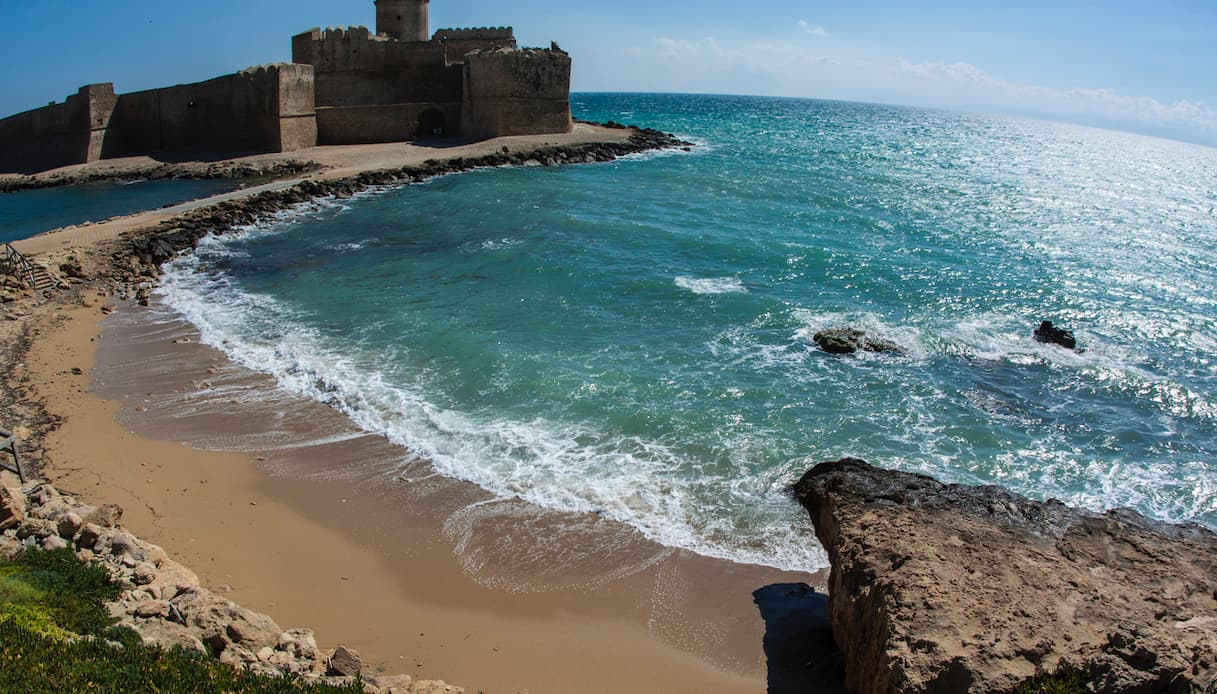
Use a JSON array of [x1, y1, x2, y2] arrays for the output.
[[28, 297, 828, 694], [7, 131, 833, 693]]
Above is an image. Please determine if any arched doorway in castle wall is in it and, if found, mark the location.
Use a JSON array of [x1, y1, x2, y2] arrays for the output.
[[417, 109, 445, 139]]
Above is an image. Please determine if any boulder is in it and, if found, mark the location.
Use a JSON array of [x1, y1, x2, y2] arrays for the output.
[[132, 562, 157, 586], [0, 485, 26, 532], [328, 644, 363, 678], [148, 559, 200, 600], [126, 618, 206, 654], [813, 328, 904, 355], [793, 458, 1217, 694], [16, 518, 55, 541], [413, 682, 465, 694], [1033, 321, 1078, 350], [59, 255, 87, 279], [366, 674, 414, 694], [56, 511, 83, 539], [278, 628, 319, 660], [133, 599, 171, 619], [226, 609, 283, 650], [83, 503, 124, 528], [75, 523, 104, 549]]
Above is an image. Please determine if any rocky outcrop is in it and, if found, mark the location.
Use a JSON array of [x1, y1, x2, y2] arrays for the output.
[[0, 160, 322, 193], [1034, 321, 1078, 350], [813, 328, 903, 355], [793, 458, 1217, 694], [0, 478, 460, 694]]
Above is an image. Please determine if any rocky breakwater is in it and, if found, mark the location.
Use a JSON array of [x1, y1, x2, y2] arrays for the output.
[[0, 160, 322, 193], [109, 127, 691, 294], [793, 458, 1217, 694], [1, 479, 460, 694]]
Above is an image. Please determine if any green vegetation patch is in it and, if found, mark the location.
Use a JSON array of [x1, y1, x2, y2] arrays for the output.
[[1013, 660, 1092, 694], [0, 546, 120, 636], [0, 547, 361, 693]]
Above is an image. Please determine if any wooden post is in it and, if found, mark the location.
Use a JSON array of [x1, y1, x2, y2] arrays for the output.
[[0, 431, 27, 484]]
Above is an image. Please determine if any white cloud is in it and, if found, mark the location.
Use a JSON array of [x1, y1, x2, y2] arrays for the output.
[[897, 59, 1217, 135], [797, 20, 830, 38]]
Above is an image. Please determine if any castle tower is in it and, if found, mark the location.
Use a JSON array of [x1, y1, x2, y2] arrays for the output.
[[375, 0, 429, 42]]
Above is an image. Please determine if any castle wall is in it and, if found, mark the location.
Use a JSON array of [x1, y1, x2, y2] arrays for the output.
[[462, 49, 573, 139], [0, 66, 315, 173], [316, 101, 461, 144], [294, 27, 466, 144], [432, 27, 517, 63], [107, 64, 315, 157], [0, 85, 116, 173]]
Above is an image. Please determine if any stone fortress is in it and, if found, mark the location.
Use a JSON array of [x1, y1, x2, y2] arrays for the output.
[[0, 0, 573, 173]]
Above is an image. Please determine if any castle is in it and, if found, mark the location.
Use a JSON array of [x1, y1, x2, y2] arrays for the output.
[[0, 0, 573, 173]]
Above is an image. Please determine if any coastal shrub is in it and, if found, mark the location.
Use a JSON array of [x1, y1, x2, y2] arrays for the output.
[[0, 621, 363, 693], [0, 548, 362, 693], [0, 546, 120, 635], [1013, 660, 1091, 694]]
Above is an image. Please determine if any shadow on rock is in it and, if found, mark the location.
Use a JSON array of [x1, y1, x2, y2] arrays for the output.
[[752, 583, 846, 694]]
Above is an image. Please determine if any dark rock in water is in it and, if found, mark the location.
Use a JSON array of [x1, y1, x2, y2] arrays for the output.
[[814, 328, 867, 354], [1033, 321, 1077, 350], [792, 458, 1217, 694], [813, 328, 904, 355]]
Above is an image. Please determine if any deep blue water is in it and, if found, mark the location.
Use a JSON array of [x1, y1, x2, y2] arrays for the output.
[[0, 179, 238, 243], [158, 94, 1217, 571]]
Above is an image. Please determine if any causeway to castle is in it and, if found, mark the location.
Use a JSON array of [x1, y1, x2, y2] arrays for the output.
[[0, 1, 573, 174]]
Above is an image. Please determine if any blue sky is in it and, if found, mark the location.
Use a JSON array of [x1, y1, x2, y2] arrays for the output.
[[1, 1, 1214, 146]]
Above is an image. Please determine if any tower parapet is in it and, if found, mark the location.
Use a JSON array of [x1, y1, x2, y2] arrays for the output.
[[375, 0, 429, 42]]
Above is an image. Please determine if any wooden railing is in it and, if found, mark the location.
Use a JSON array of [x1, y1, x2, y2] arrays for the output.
[[1, 242, 38, 289], [1, 430, 28, 483]]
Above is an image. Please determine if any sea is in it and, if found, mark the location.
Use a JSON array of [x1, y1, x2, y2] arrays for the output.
[[1, 179, 239, 243], [153, 93, 1217, 572]]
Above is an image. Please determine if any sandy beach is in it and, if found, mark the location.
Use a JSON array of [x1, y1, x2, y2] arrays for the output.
[[2, 130, 827, 693]]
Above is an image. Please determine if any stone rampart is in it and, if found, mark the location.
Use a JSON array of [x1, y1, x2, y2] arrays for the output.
[[0, 85, 117, 173], [316, 101, 460, 144], [434, 27, 518, 64], [462, 48, 573, 138], [0, 66, 315, 174], [293, 27, 468, 144]]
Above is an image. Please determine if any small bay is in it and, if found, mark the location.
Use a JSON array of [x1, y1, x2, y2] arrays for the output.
[[157, 94, 1217, 571]]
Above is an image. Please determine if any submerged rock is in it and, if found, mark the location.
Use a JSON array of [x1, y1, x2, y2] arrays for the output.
[[1033, 320, 1078, 350], [813, 328, 904, 355], [793, 458, 1217, 694]]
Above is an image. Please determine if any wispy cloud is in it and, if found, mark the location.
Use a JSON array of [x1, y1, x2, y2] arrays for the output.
[[898, 59, 1217, 134], [797, 20, 830, 38]]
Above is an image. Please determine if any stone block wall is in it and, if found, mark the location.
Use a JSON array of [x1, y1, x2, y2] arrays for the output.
[[0, 65, 316, 173], [316, 101, 460, 144], [292, 26, 470, 144], [107, 64, 316, 157], [0, 85, 117, 173], [462, 48, 572, 139], [432, 27, 517, 63]]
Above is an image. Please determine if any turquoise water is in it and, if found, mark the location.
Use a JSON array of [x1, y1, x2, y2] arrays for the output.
[[159, 94, 1217, 571], [0, 179, 238, 243]]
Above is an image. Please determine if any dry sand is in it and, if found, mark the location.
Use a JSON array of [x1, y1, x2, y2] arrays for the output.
[[3, 132, 828, 693]]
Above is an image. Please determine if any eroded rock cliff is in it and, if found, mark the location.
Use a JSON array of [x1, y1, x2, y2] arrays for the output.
[[794, 458, 1217, 694]]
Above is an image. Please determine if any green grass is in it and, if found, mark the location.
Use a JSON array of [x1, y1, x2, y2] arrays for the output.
[[0, 547, 362, 693], [1013, 661, 1092, 694]]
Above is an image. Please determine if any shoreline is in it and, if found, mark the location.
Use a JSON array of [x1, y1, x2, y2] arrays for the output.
[[2, 128, 829, 693]]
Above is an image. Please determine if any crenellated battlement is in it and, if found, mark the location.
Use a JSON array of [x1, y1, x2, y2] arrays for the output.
[[432, 27, 515, 42], [2, 4, 572, 171]]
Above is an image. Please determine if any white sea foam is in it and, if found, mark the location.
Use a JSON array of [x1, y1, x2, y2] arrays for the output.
[[675, 276, 748, 295], [159, 242, 828, 573]]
